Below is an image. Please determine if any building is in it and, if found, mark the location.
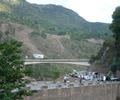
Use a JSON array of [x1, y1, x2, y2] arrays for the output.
[[32, 54, 44, 59]]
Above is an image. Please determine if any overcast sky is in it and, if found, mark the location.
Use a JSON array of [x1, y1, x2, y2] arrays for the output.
[[26, 0, 120, 23]]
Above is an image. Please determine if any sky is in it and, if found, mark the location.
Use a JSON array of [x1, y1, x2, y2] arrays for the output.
[[26, 0, 120, 23]]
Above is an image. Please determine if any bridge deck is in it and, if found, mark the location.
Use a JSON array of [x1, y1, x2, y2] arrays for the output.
[[24, 59, 90, 66]]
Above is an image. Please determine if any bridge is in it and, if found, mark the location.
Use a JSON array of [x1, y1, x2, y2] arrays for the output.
[[24, 59, 90, 66]]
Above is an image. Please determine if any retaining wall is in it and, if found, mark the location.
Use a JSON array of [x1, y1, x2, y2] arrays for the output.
[[25, 82, 120, 100]]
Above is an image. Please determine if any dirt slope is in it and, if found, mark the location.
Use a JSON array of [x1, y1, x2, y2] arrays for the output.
[[0, 23, 42, 54], [14, 26, 41, 53]]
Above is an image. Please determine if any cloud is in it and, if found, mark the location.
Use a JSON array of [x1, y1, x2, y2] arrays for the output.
[[65, 0, 120, 23]]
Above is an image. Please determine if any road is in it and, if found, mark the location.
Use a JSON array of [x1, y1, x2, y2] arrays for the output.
[[24, 59, 90, 66], [26, 80, 118, 91]]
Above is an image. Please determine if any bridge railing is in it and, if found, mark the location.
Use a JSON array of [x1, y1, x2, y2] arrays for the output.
[[24, 59, 89, 62]]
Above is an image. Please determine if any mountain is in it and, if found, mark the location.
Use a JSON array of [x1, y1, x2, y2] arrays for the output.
[[0, 0, 112, 59]]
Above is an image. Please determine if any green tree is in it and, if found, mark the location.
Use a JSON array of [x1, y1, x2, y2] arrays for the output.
[[0, 39, 31, 100], [110, 6, 120, 74]]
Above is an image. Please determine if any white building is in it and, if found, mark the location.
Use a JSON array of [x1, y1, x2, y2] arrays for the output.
[[32, 54, 44, 59]]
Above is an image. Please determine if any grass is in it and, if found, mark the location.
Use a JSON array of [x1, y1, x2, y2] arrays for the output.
[[26, 63, 88, 80]]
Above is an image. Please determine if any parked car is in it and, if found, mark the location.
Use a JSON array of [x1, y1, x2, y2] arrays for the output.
[[84, 75, 93, 80], [110, 77, 120, 81]]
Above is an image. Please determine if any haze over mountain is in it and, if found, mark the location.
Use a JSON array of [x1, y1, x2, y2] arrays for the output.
[[0, 0, 112, 59]]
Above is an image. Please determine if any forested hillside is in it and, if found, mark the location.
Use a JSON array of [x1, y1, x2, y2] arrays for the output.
[[90, 7, 120, 76], [0, 0, 112, 59]]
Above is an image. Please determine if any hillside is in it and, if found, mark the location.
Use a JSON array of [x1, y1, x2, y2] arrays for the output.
[[89, 36, 115, 72], [0, 0, 112, 59]]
